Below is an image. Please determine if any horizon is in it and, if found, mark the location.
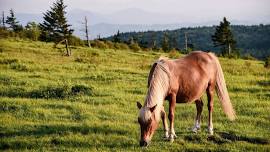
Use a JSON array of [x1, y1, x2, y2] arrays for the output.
[[1, 0, 270, 25], [1, 0, 269, 39]]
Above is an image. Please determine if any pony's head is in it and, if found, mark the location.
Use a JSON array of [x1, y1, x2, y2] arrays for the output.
[[137, 102, 158, 147]]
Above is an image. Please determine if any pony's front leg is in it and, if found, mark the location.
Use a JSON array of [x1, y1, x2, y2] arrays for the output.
[[168, 94, 177, 141], [161, 106, 169, 139], [207, 88, 215, 135], [192, 99, 203, 133]]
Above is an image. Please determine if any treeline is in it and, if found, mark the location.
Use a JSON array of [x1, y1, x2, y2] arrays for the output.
[[1, 0, 270, 62], [0, 0, 144, 55], [106, 24, 270, 59]]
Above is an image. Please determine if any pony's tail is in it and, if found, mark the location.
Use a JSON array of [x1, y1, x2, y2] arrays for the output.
[[209, 53, 236, 121]]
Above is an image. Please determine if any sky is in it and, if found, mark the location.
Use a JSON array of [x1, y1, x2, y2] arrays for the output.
[[0, 0, 270, 24]]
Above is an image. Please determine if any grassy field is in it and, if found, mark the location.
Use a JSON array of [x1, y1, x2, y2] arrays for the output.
[[0, 38, 269, 151]]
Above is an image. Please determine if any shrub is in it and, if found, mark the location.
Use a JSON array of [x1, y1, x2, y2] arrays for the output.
[[71, 84, 93, 95], [168, 49, 180, 59], [10, 63, 29, 71], [24, 22, 41, 41], [242, 54, 257, 60], [29, 85, 70, 99], [74, 57, 86, 63], [105, 41, 115, 49], [0, 28, 13, 38], [265, 56, 270, 68], [91, 40, 108, 49], [114, 43, 129, 50], [129, 43, 141, 52], [68, 35, 85, 46], [0, 58, 18, 64]]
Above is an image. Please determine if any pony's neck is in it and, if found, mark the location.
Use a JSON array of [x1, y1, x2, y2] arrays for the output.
[[144, 61, 170, 122], [145, 87, 167, 108]]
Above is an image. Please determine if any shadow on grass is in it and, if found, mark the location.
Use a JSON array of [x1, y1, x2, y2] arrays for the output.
[[217, 132, 269, 145], [0, 124, 135, 150], [257, 80, 270, 87], [0, 124, 128, 138], [175, 131, 269, 145]]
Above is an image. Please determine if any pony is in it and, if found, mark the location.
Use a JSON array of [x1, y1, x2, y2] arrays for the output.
[[137, 51, 235, 147]]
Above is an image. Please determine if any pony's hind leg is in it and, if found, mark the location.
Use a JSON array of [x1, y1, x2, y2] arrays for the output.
[[207, 87, 215, 135], [192, 99, 203, 133], [161, 106, 169, 139]]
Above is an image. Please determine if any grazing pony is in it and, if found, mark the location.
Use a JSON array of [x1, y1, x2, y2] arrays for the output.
[[137, 51, 235, 147]]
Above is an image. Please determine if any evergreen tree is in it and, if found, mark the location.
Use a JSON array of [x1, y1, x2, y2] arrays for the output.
[[162, 32, 169, 52], [6, 9, 22, 32], [40, 0, 73, 43], [212, 17, 236, 56], [113, 30, 121, 43]]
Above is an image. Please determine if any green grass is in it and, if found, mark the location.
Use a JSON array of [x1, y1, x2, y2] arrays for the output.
[[0, 38, 269, 151]]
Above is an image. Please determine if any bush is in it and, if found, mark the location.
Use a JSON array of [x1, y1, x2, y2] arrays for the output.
[[10, 63, 29, 71], [68, 35, 85, 46], [30, 85, 70, 99], [114, 43, 129, 50], [71, 84, 93, 95], [242, 54, 257, 60], [168, 49, 180, 59], [105, 41, 115, 49], [265, 56, 270, 68], [74, 57, 85, 63], [129, 43, 141, 52], [24, 22, 41, 41], [91, 40, 108, 49], [0, 59, 18, 64], [0, 27, 13, 38]]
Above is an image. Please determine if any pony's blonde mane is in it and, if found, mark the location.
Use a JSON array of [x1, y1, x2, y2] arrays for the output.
[[139, 59, 170, 123]]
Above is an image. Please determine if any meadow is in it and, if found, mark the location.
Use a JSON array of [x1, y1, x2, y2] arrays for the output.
[[0, 38, 269, 151]]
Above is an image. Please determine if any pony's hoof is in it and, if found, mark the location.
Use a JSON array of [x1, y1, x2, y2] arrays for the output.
[[163, 136, 170, 141], [169, 137, 174, 143], [192, 127, 200, 133], [208, 128, 214, 135]]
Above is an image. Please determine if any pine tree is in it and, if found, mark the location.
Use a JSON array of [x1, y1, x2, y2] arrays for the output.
[[6, 9, 22, 32], [113, 30, 121, 43], [212, 17, 236, 56], [162, 32, 169, 52], [40, 0, 73, 43]]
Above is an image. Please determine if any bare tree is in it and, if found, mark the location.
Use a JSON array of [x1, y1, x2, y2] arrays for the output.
[[1, 11, 5, 28], [184, 32, 188, 51], [83, 16, 91, 47]]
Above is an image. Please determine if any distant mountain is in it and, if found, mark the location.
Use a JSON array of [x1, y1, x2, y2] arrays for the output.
[[14, 8, 270, 39]]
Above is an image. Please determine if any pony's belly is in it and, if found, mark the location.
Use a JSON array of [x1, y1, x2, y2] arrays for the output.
[[175, 90, 202, 103], [175, 95, 192, 103]]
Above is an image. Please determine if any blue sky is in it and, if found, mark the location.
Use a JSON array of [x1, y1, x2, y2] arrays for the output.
[[1, 0, 269, 24]]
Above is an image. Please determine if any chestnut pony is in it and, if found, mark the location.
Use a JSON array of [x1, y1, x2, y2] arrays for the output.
[[137, 51, 235, 147]]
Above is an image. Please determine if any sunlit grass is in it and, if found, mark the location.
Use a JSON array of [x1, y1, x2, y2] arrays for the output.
[[0, 38, 269, 151]]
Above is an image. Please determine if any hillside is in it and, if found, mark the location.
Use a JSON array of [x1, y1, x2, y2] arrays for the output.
[[106, 25, 270, 59], [0, 39, 269, 151]]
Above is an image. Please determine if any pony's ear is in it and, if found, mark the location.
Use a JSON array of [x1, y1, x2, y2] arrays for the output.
[[137, 102, 142, 109], [149, 104, 157, 113]]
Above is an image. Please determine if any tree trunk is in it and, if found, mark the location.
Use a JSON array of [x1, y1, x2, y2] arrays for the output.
[[85, 16, 91, 47], [2, 11, 5, 28], [65, 39, 70, 56], [228, 43, 231, 55]]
